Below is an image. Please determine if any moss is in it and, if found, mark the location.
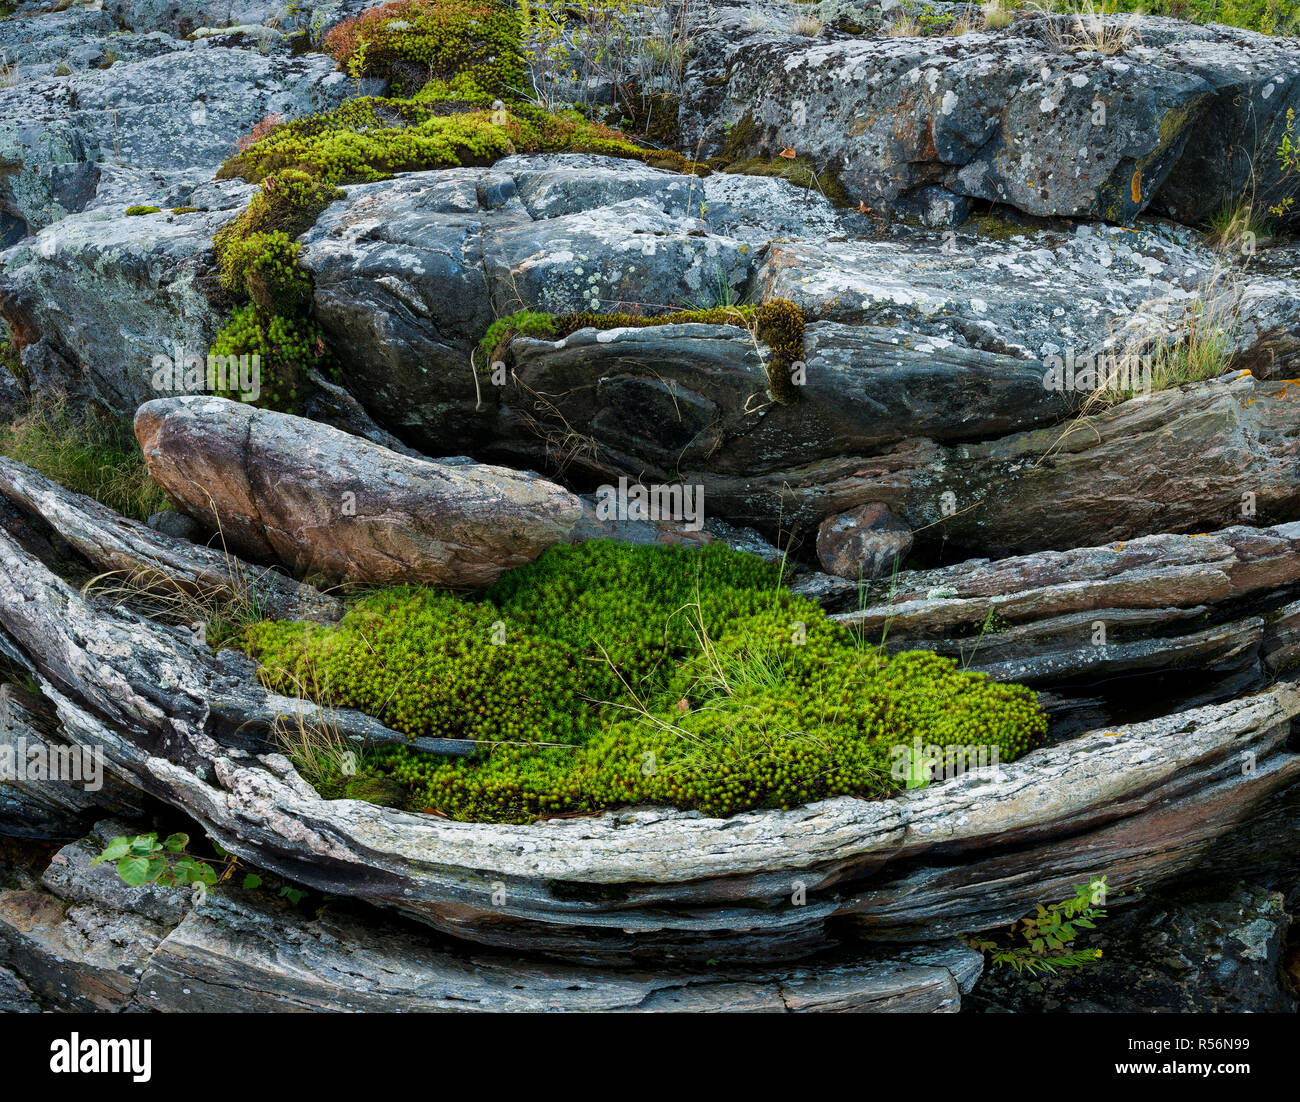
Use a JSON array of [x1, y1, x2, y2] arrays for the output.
[[170, 205, 200, 214], [218, 231, 312, 316], [240, 542, 1048, 823], [322, 0, 526, 97], [124, 205, 161, 216], [209, 305, 333, 413], [477, 309, 557, 366], [611, 93, 683, 149], [754, 298, 805, 403], [213, 168, 344, 246]]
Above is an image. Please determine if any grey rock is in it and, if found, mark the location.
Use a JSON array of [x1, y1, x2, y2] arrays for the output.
[[146, 509, 201, 542], [684, 10, 1300, 226], [0, 45, 349, 231], [0, 684, 143, 840]]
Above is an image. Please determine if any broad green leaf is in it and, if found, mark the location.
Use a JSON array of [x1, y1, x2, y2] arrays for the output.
[[117, 855, 152, 887]]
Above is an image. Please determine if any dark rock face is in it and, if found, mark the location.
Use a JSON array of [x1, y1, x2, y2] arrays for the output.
[[967, 881, 1297, 1013]]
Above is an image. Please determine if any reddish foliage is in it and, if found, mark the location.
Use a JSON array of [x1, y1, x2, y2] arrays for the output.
[[237, 114, 283, 154], [321, 0, 409, 64]]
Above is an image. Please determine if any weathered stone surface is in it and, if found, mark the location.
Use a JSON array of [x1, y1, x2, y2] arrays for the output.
[[2, 516, 1297, 964], [0, 683, 143, 841], [816, 502, 913, 581], [0, 46, 349, 232], [0, 197, 243, 411], [134, 396, 583, 586], [684, 6, 1300, 225], [0, 822, 985, 1013]]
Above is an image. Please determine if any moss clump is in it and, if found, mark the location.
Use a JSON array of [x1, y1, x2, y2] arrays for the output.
[[209, 306, 332, 413], [219, 98, 693, 188], [124, 205, 161, 216], [239, 542, 1048, 823], [213, 169, 343, 250], [477, 309, 558, 366], [485, 301, 807, 404], [322, 0, 526, 97], [208, 170, 343, 413], [218, 231, 312, 316], [170, 205, 200, 214]]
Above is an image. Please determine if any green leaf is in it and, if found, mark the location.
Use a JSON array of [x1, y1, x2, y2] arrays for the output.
[[129, 837, 157, 856], [280, 886, 307, 905], [162, 833, 189, 853], [95, 837, 132, 865], [242, 873, 263, 891], [117, 855, 153, 887]]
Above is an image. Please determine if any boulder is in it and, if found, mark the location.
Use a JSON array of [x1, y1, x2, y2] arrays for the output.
[[816, 502, 914, 580], [134, 396, 583, 587], [683, 7, 1300, 225]]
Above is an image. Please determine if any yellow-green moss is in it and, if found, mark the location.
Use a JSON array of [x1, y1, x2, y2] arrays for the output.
[[240, 542, 1049, 823]]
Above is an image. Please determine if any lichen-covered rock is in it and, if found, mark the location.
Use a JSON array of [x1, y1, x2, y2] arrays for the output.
[[0, 44, 349, 232], [684, 7, 1300, 225], [134, 395, 583, 586]]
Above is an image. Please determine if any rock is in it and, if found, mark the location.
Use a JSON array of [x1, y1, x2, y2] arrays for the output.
[[816, 502, 913, 581], [0, 822, 984, 1013], [146, 510, 202, 542], [684, 8, 1300, 225], [0, 46, 349, 232], [134, 396, 583, 586], [967, 880, 1297, 1013], [0, 201, 239, 411], [3, 516, 1298, 965], [0, 683, 143, 841]]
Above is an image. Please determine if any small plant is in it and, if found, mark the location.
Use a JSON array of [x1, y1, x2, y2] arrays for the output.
[[93, 831, 306, 903], [124, 205, 162, 216], [792, 13, 824, 35], [964, 878, 1114, 975], [93, 831, 249, 890], [1270, 107, 1296, 219]]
